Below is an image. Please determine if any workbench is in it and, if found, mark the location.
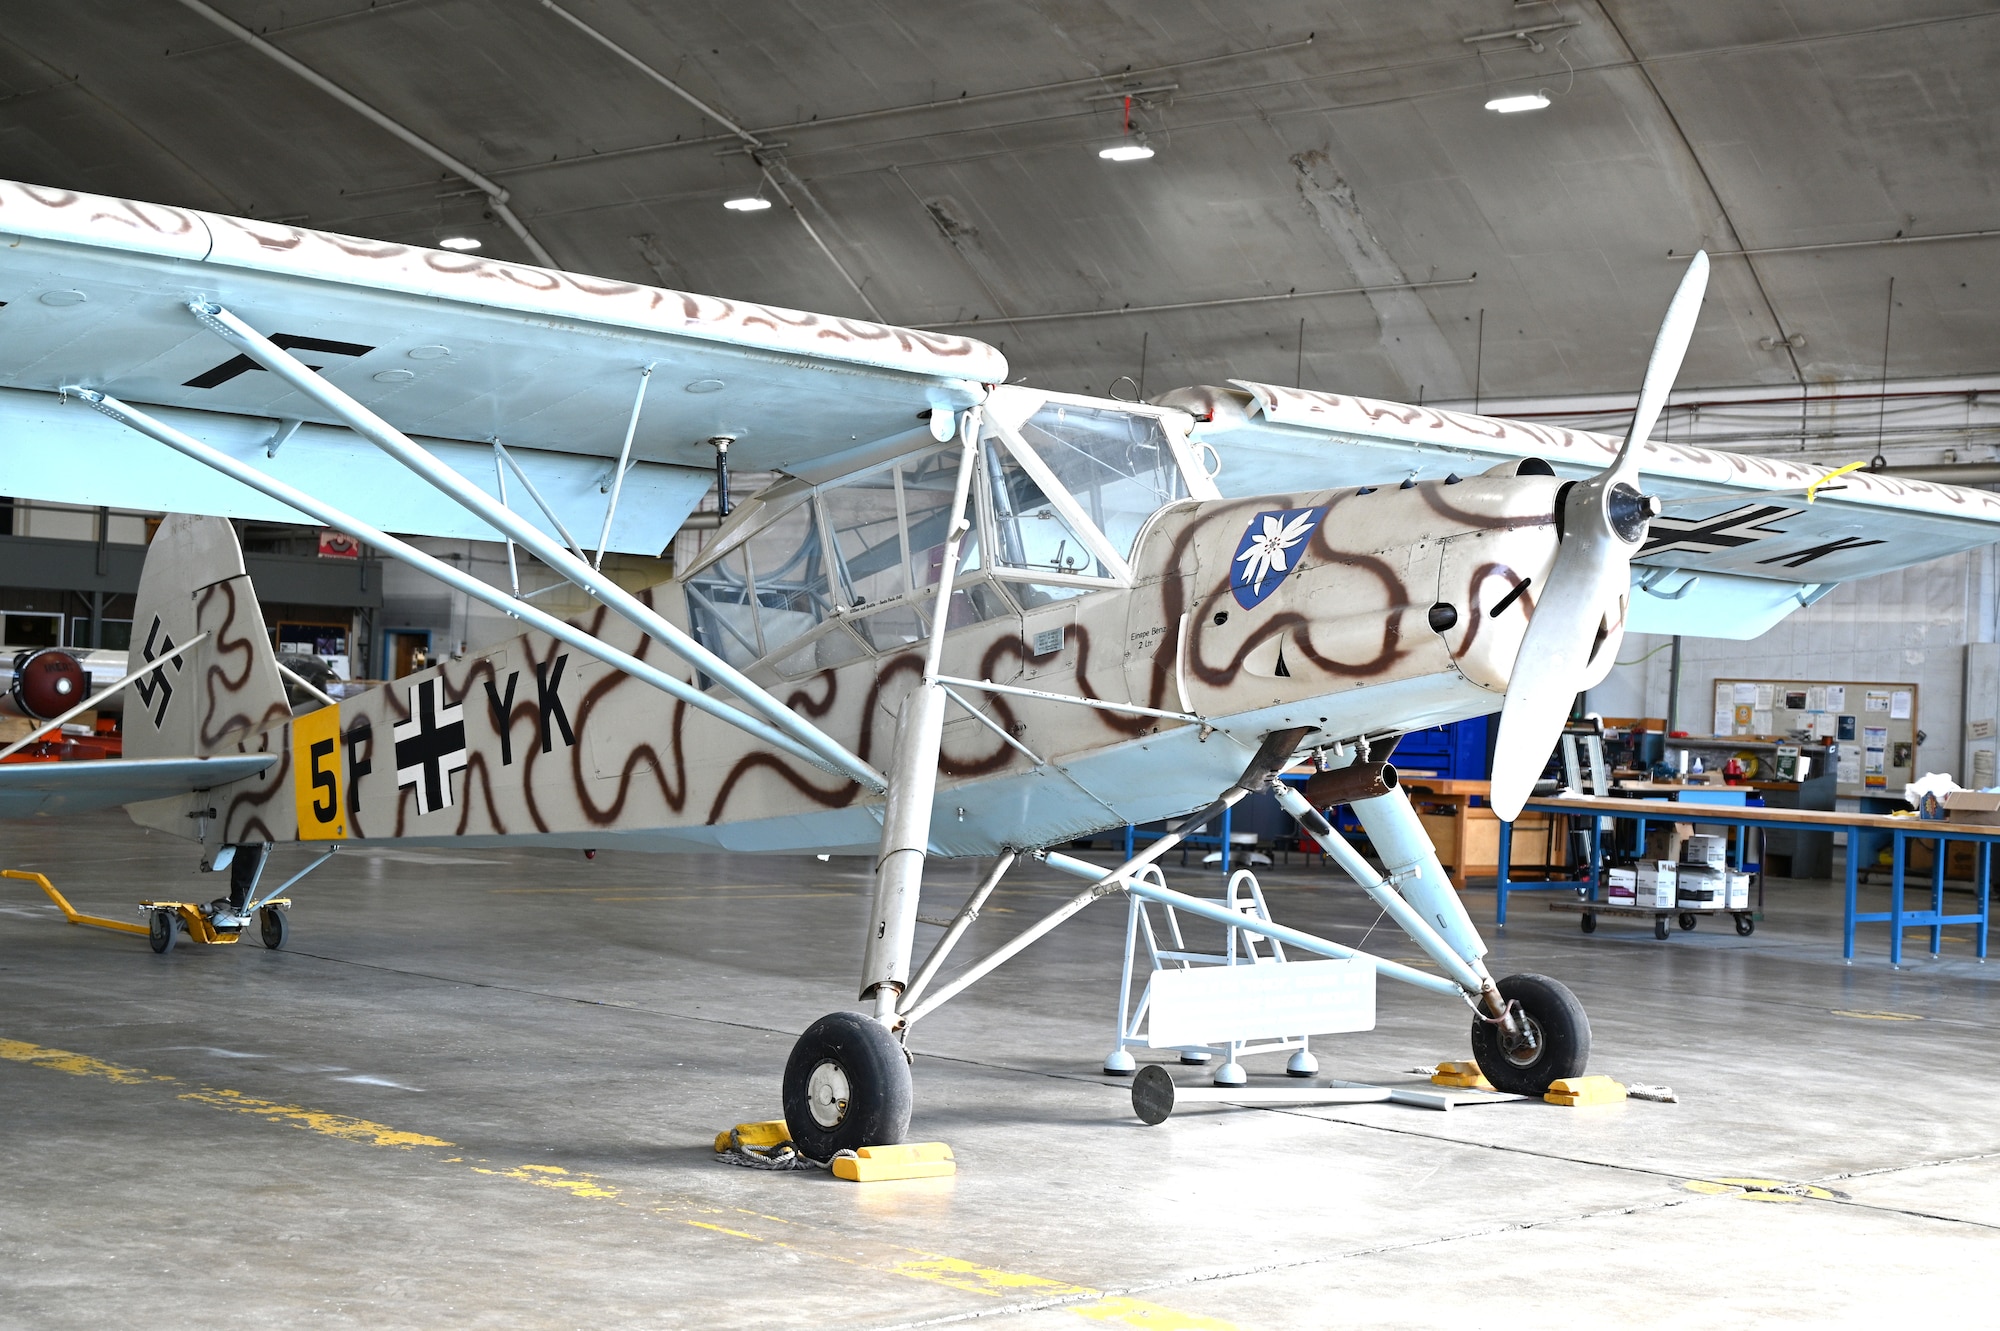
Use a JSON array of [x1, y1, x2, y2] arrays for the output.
[[1495, 794, 1996, 965], [1397, 778, 1566, 891]]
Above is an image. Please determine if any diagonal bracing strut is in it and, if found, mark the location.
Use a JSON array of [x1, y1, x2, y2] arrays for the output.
[[184, 301, 886, 793], [68, 390, 851, 776]]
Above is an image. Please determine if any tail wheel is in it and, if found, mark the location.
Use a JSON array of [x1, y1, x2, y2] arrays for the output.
[[259, 906, 289, 951], [148, 910, 177, 955], [782, 1011, 912, 1160], [1470, 973, 1591, 1096]]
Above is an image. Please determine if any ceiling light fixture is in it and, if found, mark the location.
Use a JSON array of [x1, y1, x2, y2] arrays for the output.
[[1484, 92, 1551, 113], [724, 195, 773, 212], [1099, 93, 1157, 162], [1099, 138, 1155, 162], [437, 235, 482, 251]]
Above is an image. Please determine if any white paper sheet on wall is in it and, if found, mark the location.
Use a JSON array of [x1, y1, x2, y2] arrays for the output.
[[1812, 714, 1837, 740], [1806, 686, 1828, 712], [1752, 710, 1773, 733], [1866, 690, 1891, 713], [1890, 690, 1912, 720], [1734, 683, 1758, 705], [1827, 686, 1845, 710], [1976, 749, 1997, 785], [1837, 746, 1862, 784], [1755, 684, 1775, 709]]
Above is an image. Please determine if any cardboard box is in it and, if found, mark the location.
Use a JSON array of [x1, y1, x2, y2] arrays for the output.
[[1680, 834, 1728, 872], [1677, 864, 1722, 907], [1636, 861, 1677, 909], [1945, 791, 2000, 826], [1726, 871, 1752, 910], [1605, 866, 1637, 905]]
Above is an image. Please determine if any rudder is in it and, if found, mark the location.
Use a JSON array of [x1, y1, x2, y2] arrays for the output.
[[126, 514, 292, 759]]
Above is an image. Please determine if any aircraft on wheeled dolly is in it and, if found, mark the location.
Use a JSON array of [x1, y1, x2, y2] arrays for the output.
[[3, 179, 1997, 1157]]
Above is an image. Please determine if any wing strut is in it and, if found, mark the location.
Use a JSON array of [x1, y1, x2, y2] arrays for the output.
[[67, 389, 863, 781], [183, 301, 887, 793]]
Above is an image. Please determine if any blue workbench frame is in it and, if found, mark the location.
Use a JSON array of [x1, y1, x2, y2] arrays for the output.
[[1496, 799, 1994, 965]]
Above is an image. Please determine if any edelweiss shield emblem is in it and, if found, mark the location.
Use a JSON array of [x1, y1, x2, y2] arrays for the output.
[[1230, 507, 1326, 609]]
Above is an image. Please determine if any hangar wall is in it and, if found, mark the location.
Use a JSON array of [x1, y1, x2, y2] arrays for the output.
[[1595, 543, 1999, 784]]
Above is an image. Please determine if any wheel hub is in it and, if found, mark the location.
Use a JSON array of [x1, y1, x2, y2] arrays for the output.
[[805, 1059, 850, 1128], [1498, 1012, 1545, 1067]]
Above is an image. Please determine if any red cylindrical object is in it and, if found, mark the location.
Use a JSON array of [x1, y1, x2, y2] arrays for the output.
[[10, 649, 90, 720]]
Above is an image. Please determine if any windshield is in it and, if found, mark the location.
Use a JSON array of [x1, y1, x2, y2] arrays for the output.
[[1013, 402, 1187, 557]]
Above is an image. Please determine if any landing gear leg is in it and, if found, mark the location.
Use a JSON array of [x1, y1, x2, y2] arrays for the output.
[[801, 415, 980, 1154]]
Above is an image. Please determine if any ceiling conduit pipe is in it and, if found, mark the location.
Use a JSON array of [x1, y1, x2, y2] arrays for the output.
[[538, 0, 885, 321], [171, 0, 557, 267]]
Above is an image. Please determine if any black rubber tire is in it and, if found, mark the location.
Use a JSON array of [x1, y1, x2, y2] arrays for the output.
[[1678, 913, 1698, 931], [1580, 913, 1597, 934], [259, 906, 289, 951], [782, 1011, 912, 1160], [1654, 916, 1670, 940], [148, 910, 176, 955], [1735, 914, 1756, 937], [1470, 973, 1591, 1097]]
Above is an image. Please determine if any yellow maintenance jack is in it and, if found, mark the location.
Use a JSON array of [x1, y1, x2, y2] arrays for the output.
[[5, 846, 335, 955]]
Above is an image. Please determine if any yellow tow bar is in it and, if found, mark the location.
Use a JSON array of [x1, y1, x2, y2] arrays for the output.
[[2, 869, 150, 937], [4, 868, 289, 952]]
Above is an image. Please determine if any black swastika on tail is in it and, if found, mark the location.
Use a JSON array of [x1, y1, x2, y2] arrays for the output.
[[130, 616, 185, 728]]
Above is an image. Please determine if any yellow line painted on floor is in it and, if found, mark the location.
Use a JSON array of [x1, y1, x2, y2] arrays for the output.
[[1684, 1176, 1846, 1203], [3, 1035, 1235, 1330], [1, 1037, 174, 1085], [178, 1086, 455, 1148]]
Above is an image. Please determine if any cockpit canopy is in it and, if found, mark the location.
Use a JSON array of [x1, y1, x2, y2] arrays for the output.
[[681, 391, 1212, 680]]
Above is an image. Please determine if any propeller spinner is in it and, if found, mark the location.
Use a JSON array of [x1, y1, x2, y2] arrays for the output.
[[1487, 251, 1711, 821]]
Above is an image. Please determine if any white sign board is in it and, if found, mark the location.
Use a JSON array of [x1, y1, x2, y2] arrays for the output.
[[1147, 958, 1376, 1049]]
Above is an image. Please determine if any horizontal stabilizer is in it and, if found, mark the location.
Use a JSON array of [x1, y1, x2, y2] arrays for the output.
[[0, 755, 275, 819]]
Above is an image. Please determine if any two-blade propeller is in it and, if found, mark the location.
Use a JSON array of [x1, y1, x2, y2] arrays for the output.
[[1488, 251, 1711, 822]]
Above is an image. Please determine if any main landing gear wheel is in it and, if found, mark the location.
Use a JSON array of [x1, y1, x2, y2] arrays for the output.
[[1470, 973, 1592, 1097], [148, 910, 177, 955], [259, 906, 289, 950], [782, 1011, 912, 1160]]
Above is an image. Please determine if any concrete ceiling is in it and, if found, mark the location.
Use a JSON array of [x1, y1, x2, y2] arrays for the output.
[[1, 1, 1994, 407]]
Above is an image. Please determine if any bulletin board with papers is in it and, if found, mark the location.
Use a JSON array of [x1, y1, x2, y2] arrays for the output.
[[1709, 678, 1918, 799]]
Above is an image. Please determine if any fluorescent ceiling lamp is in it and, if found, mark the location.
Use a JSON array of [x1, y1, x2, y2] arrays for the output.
[[1484, 93, 1551, 113], [724, 196, 773, 212], [1098, 141, 1155, 162], [437, 235, 482, 251]]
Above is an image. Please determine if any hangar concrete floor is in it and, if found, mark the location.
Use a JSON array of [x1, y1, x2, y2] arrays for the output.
[[3, 810, 1996, 1329]]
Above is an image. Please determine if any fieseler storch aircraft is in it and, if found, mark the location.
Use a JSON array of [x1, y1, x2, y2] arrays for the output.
[[4, 178, 1999, 1155]]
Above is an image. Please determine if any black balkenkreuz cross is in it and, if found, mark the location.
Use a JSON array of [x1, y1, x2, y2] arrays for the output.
[[1638, 504, 1793, 559], [394, 677, 469, 816]]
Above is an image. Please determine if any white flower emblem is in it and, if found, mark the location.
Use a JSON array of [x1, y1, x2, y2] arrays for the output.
[[1235, 510, 1320, 597]]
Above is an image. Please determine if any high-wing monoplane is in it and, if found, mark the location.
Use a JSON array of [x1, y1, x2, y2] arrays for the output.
[[5, 179, 1999, 1155]]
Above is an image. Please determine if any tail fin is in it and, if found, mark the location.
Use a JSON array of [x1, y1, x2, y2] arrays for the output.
[[125, 514, 292, 759]]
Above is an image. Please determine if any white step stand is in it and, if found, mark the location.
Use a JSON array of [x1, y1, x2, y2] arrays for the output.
[[1103, 868, 1320, 1086]]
